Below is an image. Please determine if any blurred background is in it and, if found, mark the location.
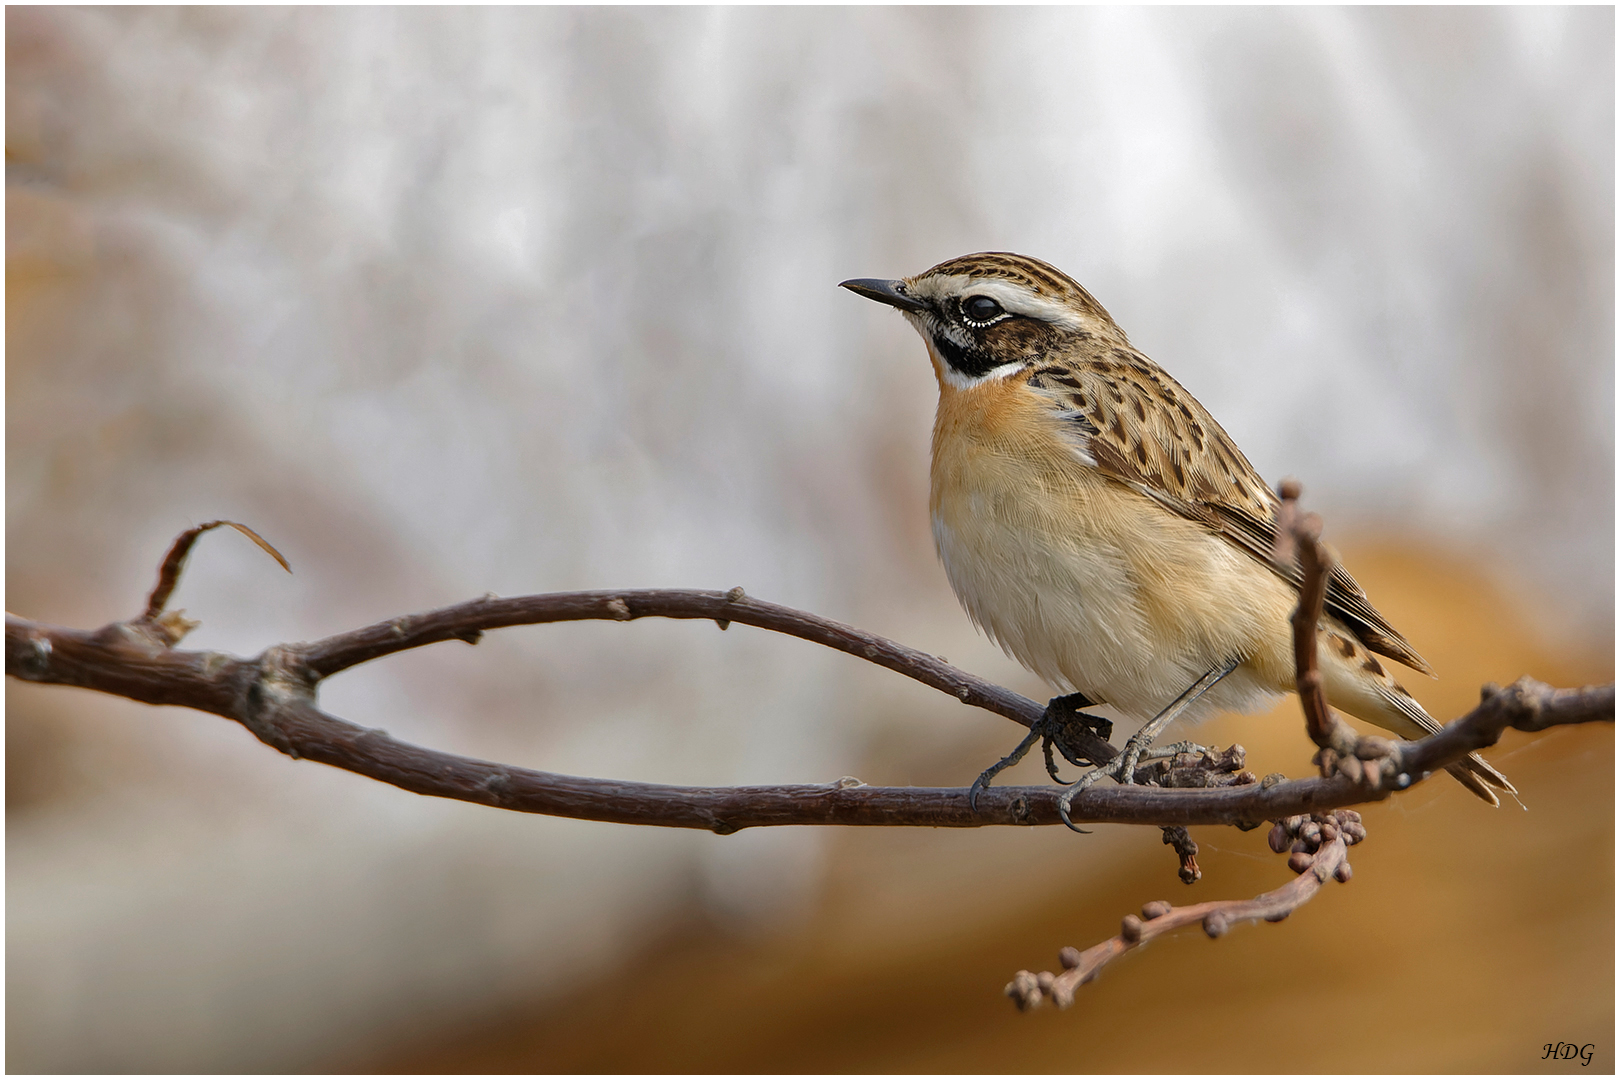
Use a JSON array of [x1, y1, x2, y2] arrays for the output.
[[6, 7, 1612, 1072]]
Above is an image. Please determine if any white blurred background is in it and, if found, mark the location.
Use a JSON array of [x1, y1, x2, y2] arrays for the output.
[[7, 7, 1612, 1072]]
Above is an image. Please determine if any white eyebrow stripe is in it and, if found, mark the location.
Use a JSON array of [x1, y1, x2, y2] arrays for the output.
[[906, 273, 1084, 330]]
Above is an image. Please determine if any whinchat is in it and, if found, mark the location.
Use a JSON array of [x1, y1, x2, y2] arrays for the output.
[[841, 252, 1513, 814]]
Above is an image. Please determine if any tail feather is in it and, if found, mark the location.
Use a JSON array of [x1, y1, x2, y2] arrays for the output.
[[1316, 622, 1516, 806], [1447, 761, 1501, 806], [1448, 751, 1517, 805], [1381, 687, 1517, 806], [1381, 686, 1517, 806]]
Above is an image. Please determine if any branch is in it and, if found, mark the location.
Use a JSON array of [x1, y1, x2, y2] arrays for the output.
[[1005, 810, 1365, 1009], [1272, 481, 1372, 773], [4, 524, 1610, 834], [141, 519, 290, 627], [1400, 677, 1613, 780]]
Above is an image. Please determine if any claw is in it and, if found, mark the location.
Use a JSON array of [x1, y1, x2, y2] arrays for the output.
[[1042, 735, 1071, 785], [1055, 776, 1096, 834], [1056, 759, 1115, 832], [970, 669, 1237, 826], [967, 772, 993, 813], [969, 724, 1041, 813], [968, 693, 1107, 812]]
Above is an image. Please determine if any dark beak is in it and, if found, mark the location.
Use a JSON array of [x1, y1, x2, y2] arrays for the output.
[[839, 277, 930, 314]]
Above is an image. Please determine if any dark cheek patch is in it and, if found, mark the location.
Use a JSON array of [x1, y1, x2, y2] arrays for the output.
[[931, 332, 1000, 379]]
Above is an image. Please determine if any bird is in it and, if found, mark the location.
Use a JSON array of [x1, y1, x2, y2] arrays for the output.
[[840, 251, 1514, 818]]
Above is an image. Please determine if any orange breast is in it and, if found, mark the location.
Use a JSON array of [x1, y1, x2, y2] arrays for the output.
[[929, 372, 1083, 520]]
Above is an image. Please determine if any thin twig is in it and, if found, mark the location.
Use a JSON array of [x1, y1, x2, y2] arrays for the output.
[[1397, 677, 1613, 785], [1276, 483, 1363, 763], [1289, 511, 1337, 747], [1270, 477, 1303, 566], [141, 520, 290, 626], [1005, 810, 1364, 1010]]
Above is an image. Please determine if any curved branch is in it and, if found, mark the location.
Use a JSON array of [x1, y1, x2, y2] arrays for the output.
[[6, 608, 1607, 831], [1006, 810, 1364, 1009], [1399, 677, 1614, 781], [297, 587, 1056, 737], [3, 520, 1611, 833]]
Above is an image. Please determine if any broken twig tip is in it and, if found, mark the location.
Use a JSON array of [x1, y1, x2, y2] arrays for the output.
[[142, 520, 290, 623]]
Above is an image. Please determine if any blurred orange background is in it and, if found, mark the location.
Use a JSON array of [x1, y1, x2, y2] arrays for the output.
[[8, 7, 1612, 1073]]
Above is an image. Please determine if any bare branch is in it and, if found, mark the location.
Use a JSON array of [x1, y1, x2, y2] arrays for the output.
[[3, 523, 1611, 835], [1276, 484, 1365, 770], [296, 587, 1064, 741], [1270, 476, 1303, 566], [1397, 677, 1614, 784], [1005, 810, 1365, 1010]]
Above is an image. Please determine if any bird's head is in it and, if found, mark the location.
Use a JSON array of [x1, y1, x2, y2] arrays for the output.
[[841, 252, 1124, 390]]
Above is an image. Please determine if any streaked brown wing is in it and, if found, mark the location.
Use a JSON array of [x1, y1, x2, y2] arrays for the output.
[[1026, 350, 1436, 677]]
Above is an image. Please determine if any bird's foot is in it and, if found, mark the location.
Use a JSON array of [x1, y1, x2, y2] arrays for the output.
[[969, 692, 1112, 812], [1055, 736, 1207, 832], [1050, 659, 1241, 831], [1039, 693, 1114, 782]]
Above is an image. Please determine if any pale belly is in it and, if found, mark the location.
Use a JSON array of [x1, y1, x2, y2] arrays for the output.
[[930, 481, 1295, 727]]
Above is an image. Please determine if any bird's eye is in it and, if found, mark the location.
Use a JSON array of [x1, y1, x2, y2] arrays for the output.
[[961, 295, 1004, 324]]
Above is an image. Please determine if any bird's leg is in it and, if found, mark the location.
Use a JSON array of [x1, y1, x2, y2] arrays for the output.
[[968, 726, 1041, 811], [1056, 659, 1242, 831], [969, 692, 1111, 812], [1040, 693, 1114, 782]]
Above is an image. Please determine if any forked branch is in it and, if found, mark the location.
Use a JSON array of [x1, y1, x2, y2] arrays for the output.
[[3, 518, 1611, 836]]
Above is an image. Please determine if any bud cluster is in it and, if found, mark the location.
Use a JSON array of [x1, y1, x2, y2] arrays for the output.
[[1267, 809, 1364, 881]]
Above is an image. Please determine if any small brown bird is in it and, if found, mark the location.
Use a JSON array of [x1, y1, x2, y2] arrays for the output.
[[841, 252, 1514, 816]]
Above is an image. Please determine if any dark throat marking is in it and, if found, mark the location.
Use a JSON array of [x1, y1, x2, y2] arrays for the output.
[[931, 331, 1002, 379]]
